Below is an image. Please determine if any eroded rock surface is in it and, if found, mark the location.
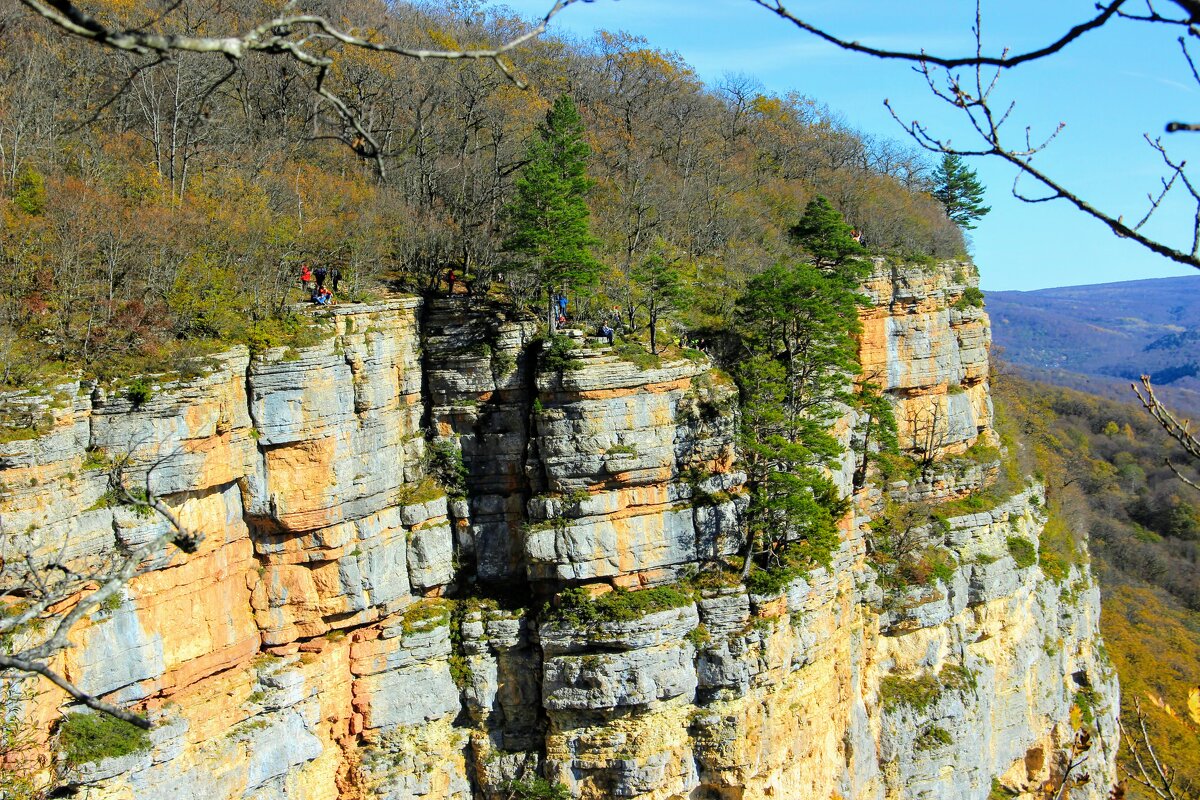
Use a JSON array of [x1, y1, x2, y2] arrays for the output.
[[0, 264, 1117, 799]]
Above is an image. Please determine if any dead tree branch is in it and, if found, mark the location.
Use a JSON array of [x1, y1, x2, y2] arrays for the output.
[[1118, 699, 1200, 800], [1133, 376, 1200, 491], [0, 458, 203, 729], [748, 0, 1129, 69]]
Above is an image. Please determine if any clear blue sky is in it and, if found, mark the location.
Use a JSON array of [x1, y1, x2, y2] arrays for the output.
[[488, 0, 1200, 291]]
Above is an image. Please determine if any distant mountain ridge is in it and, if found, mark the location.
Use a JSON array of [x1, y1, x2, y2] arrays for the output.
[[987, 275, 1200, 416]]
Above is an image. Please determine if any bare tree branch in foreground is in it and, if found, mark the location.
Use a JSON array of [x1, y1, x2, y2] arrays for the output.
[[1118, 699, 1200, 800], [749, 0, 1200, 272], [1, 459, 202, 729], [1134, 376, 1200, 492], [12, 0, 583, 177]]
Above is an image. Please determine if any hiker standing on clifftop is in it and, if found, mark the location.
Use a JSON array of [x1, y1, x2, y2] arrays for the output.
[[300, 264, 313, 292], [330, 267, 342, 292], [314, 266, 328, 290]]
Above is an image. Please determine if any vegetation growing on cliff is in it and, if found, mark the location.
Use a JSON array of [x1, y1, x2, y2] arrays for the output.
[[57, 711, 151, 767], [732, 197, 868, 581], [502, 777, 571, 800], [544, 586, 694, 626]]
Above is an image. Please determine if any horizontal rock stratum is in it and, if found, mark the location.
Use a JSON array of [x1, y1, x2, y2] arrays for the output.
[[0, 261, 1118, 799]]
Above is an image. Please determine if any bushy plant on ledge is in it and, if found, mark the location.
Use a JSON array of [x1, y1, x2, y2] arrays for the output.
[[539, 335, 581, 376], [503, 777, 571, 800], [57, 711, 151, 768], [544, 586, 694, 626]]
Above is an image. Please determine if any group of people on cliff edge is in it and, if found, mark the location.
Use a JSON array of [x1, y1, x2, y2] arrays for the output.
[[300, 264, 341, 305]]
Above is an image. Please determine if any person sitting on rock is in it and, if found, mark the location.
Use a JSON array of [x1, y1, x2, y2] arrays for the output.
[[601, 323, 614, 345], [316, 287, 334, 306]]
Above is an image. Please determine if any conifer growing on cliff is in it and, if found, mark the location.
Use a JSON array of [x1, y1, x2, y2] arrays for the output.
[[734, 199, 869, 580], [932, 154, 990, 229], [502, 95, 601, 331]]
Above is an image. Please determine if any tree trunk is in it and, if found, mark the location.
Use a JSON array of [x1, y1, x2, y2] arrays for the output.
[[649, 305, 658, 354]]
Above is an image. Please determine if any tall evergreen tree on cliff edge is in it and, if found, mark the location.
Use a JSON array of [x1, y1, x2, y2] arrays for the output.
[[502, 95, 600, 331], [932, 153, 991, 229]]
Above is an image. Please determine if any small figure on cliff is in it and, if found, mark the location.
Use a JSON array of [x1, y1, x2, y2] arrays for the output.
[[315, 287, 334, 306], [314, 266, 328, 290], [447, 269, 456, 294], [330, 267, 342, 292], [300, 264, 313, 292], [601, 323, 614, 345]]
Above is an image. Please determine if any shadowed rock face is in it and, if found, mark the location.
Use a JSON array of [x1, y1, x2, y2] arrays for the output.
[[1, 263, 1117, 800]]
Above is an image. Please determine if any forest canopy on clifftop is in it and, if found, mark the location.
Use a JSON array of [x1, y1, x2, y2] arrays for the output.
[[0, 0, 962, 388]]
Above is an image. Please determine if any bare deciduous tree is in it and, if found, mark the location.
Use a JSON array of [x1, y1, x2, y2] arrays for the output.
[[10, 0, 579, 177]]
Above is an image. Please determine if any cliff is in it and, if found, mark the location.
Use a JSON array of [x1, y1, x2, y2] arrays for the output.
[[0, 261, 1118, 799]]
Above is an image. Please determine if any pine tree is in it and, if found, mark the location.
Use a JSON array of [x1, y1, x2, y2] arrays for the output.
[[932, 153, 991, 229], [502, 95, 601, 330], [789, 195, 866, 269], [733, 198, 871, 580]]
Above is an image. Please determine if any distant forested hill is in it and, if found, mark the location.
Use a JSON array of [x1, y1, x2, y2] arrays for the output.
[[988, 276, 1200, 416]]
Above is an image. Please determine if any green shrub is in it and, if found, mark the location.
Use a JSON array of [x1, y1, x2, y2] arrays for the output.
[[744, 542, 821, 596], [502, 777, 571, 800], [58, 712, 151, 767], [989, 778, 1018, 799], [880, 664, 975, 713], [399, 600, 452, 635], [875, 452, 921, 483], [613, 338, 661, 370], [81, 448, 109, 472], [916, 725, 953, 750], [1006, 536, 1037, 569], [952, 286, 984, 310], [685, 624, 711, 648], [490, 348, 517, 376], [546, 586, 694, 626], [880, 672, 943, 712], [1074, 686, 1099, 728], [540, 335, 580, 375], [397, 477, 446, 505], [13, 164, 46, 216], [426, 440, 466, 498], [124, 378, 153, 407]]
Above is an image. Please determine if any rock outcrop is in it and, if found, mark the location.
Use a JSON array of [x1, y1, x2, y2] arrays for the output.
[[0, 261, 1118, 799]]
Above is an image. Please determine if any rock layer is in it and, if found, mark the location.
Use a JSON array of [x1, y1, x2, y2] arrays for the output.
[[0, 262, 1118, 799]]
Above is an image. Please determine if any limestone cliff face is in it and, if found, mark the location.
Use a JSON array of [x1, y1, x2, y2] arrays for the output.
[[0, 262, 1117, 799]]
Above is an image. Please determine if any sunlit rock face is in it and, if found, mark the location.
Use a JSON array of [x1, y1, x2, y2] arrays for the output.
[[1, 265, 1116, 800]]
